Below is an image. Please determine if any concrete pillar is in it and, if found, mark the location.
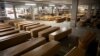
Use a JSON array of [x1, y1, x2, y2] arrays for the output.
[[37, 6, 39, 15], [31, 6, 34, 20], [13, 4, 17, 19], [93, 6, 97, 16], [31, 6, 37, 20], [67, 5, 71, 10], [52, 6, 54, 14], [86, 5, 92, 19], [67, 5, 71, 15], [0, 2, 6, 16], [56, 6, 59, 16], [71, 0, 78, 27]]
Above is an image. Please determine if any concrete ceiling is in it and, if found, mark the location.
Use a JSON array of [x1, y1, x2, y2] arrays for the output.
[[0, 0, 100, 5]]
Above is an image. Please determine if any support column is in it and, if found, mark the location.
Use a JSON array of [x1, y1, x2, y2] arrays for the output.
[[56, 6, 59, 16], [93, 6, 97, 16], [13, 4, 17, 19], [30, 6, 33, 20], [0, 2, 6, 16], [37, 6, 39, 15], [31, 6, 36, 20], [86, 4, 92, 19], [52, 6, 54, 14], [71, 0, 79, 27], [67, 5, 71, 10]]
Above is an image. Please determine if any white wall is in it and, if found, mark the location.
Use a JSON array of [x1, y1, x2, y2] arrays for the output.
[[5, 4, 15, 19]]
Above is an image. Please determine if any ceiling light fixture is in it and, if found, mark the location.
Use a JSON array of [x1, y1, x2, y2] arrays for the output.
[[49, 4, 55, 7], [25, 3, 36, 6]]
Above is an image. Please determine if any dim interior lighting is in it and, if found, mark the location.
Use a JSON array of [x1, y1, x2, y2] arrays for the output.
[[25, 3, 36, 6], [79, 7, 85, 12], [81, 8, 85, 11], [61, 27, 67, 31], [49, 4, 55, 7], [80, 8, 85, 12]]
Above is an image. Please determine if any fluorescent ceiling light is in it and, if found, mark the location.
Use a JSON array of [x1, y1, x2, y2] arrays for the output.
[[49, 4, 55, 7], [25, 3, 36, 6]]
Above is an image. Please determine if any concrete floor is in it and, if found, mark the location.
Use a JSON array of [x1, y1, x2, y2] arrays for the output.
[[33, 20, 100, 41], [33, 20, 100, 56], [32, 20, 71, 29], [0, 20, 100, 56]]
